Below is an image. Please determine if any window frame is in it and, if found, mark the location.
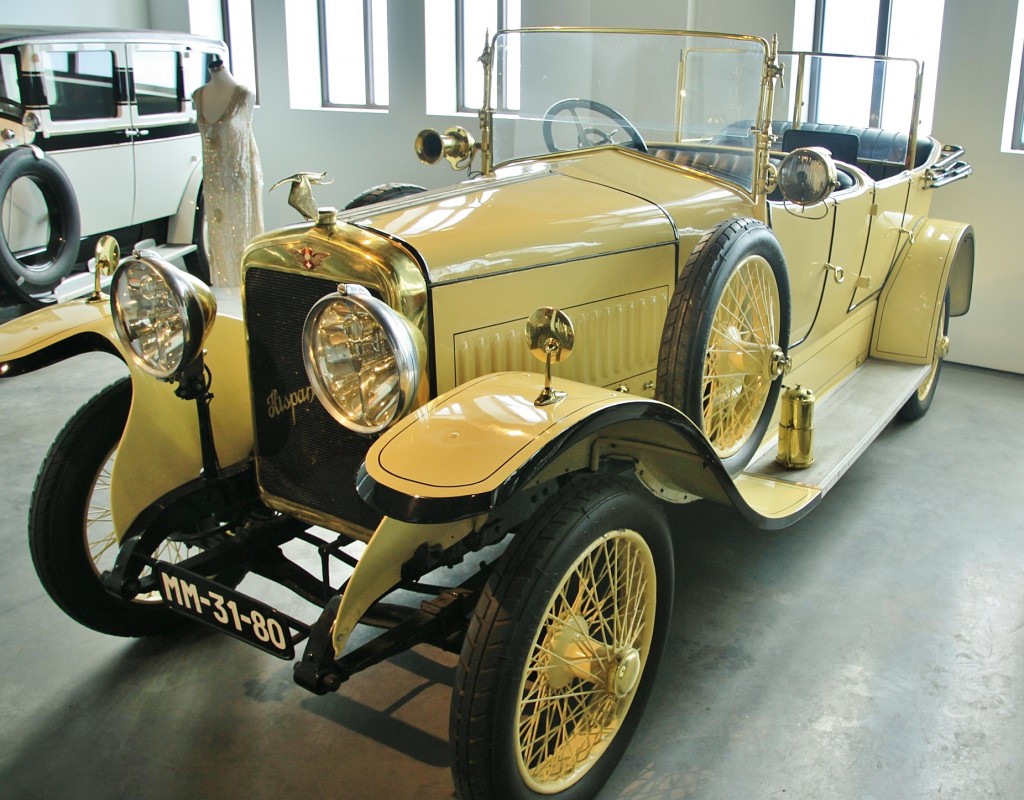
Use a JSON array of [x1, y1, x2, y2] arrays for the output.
[[1013, 55, 1024, 148], [455, 0, 514, 113], [808, 0, 893, 126], [318, 0, 387, 110], [221, 0, 260, 103]]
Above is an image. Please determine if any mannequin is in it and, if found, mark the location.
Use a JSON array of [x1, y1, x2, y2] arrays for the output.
[[192, 58, 264, 287]]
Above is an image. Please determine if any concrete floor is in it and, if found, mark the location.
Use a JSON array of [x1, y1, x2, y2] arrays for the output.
[[0, 349, 1022, 800]]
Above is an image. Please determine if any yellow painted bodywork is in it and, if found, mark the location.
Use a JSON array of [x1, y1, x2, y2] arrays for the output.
[[0, 295, 254, 541], [871, 218, 972, 364], [110, 313, 253, 536], [0, 296, 120, 362]]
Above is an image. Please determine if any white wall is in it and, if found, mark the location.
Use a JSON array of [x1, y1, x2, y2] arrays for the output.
[[0, 0, 150, 28], [928, 0, 1024, 374], [3, 0, 1020, 373]]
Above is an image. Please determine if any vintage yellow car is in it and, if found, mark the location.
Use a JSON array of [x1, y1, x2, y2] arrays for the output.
[[0, 27, 973, 800]]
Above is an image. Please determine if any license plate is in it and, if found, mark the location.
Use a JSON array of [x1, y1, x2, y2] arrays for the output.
[[155, 564, 295, 659]]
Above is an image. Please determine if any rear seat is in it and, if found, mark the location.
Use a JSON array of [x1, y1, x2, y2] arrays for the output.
[[773, 121, 934, 180]]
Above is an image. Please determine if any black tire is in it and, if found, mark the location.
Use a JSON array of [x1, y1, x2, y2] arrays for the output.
[[451, 476, 673, 800], [657, 218, 791, 474], [343, 182, 426, 210], [897, 291, 950, 421], [0, 147, 81, 303], [28, 378, 185, 636], [182, 186, 211, 284]]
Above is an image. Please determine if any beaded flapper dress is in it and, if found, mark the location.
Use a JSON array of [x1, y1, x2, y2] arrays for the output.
[[193, 83, 264, 287]]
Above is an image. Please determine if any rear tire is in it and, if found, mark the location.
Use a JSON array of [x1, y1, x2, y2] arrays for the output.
[[898, 292, 949, 421], [182, 187, 211, 284], [450, 476, 673, 800]]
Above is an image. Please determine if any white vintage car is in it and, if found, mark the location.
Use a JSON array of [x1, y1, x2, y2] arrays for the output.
[[0, 27, 226, 306]]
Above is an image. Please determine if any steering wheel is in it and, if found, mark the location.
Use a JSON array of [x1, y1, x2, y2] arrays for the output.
[[541, 98, 649, 154]]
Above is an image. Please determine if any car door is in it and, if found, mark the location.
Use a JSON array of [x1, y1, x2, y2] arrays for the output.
[[32, 41, 135, 237], [126, 42, 205, 226]]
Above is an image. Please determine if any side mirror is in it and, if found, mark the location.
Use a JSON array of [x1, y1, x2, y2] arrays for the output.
[[526, 307, 575, 407], [89, 235, 120, 302]]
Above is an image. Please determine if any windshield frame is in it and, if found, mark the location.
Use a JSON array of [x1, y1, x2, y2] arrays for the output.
[[479, 27, 777, 201]]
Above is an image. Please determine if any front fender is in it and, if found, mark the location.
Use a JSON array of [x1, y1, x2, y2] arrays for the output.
[[337, 372, 823, 656], [1, 296, 254, 539], [0, 296, 121, 376]]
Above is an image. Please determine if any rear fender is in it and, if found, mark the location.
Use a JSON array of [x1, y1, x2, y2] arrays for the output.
[[167, 159, 204, 244], [336, 371, 822, 656], [871, 220, 973, 363]]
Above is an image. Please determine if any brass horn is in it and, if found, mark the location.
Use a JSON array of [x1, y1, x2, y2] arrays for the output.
[[415, 126, 476, 169]]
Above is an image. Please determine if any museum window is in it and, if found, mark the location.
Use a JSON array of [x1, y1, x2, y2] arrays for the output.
[[425, 0, 521, 115], [1005, 0, 1024, 150], [285, 0, 388, 110], [189, 0, 259, 101], [793, 0, 945, 133]]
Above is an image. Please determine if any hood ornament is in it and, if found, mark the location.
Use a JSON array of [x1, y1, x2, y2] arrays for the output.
[[270, 171, 334, 221]]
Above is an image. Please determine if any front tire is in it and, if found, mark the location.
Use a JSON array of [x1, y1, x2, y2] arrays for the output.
[[657, 218, 791, 473], [451, 476, 673, 800], [28, 378, 185, 636]]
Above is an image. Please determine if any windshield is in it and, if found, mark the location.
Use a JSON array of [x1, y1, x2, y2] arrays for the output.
[[773, 51, 923, 169], [488, 29, 770, 192]]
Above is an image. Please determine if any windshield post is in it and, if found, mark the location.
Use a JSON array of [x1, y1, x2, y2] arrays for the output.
[[479, 36, 494, 175], [753, 35, 782, 209]]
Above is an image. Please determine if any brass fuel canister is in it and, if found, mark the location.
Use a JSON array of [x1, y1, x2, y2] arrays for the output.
[[777, 384, 815, 468]]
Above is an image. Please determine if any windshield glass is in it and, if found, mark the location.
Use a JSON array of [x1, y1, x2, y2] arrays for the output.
[[489, 29, 770, 192], [773, 51, 923, 169]]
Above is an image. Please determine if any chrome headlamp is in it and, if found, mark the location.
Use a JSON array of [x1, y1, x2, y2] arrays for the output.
[[302, 285, 425, 434], [777, 146, 838, 206], [109, 253, 217, 380]]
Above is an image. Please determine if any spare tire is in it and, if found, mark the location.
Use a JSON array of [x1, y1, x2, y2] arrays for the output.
[[656, 218, 791, 474], [0, 147, 81, 304]]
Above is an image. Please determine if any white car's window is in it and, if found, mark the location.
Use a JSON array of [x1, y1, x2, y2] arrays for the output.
[[133, 50, 181, 116], [41, 50, 117, 122], [0, 51, 20, 118]]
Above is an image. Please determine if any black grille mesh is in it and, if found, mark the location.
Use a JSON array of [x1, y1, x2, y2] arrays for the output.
[[244, 267, 382, 532]]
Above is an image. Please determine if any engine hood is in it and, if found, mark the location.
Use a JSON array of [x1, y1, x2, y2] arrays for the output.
[[344, 151, 716, 285]]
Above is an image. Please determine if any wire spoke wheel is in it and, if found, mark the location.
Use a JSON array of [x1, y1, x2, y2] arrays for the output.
[[83, 443, 197, 604], [450, 476, 673, 800], [701, 253, 781, 458], [516, 530, 656, 792], [657, 218, 791, 474]]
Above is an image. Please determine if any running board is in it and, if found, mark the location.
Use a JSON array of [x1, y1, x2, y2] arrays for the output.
[[734, 359, 930, 525]]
